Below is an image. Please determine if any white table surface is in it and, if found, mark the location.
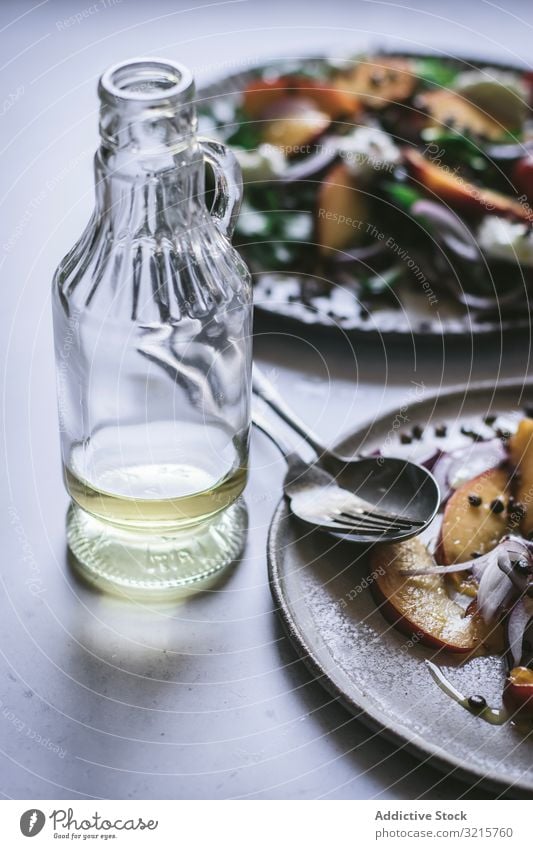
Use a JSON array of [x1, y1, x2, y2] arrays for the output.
[[0, 0, 531, 800]]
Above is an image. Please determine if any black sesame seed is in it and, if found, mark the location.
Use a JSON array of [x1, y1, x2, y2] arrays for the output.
[[468, 694, 487, 710], [496, 428, 511, 441], [435, 424, 447, 437], [400, 433, 413, 444], [484, 414, 497, 426], [490, 497, 505, 514], [411, 424, 424, 440], [468, 493, 482, 507]]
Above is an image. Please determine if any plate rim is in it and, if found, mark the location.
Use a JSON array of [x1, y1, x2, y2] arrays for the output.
[[266, 377, 533, 795], [199, 50, 532, 341]]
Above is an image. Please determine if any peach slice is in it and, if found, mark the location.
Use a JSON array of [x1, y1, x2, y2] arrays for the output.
[[404, 148, 532, 222], [242, 78, 288, 119], [242, 76, 358, 120], [260, 97, 331, 150], [512, 156, 533, 203], [315, 162, 368, 255], [418, 89, 509, 141], [440, 466, 511, 566], [504, 666, 533, 716], [334, 56, 415, 110], [286, 76, 359, 119], [371, 537, 488, 652], [508, 418, 533, 537]]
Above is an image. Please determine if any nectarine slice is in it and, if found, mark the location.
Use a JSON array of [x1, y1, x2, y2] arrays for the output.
[[508, 418, 533, 537], [334, 56, 415, 110], [316, 162, 368, 255], [243, 76, 358, 120], [418, 89, 509, 141], [371, 537, 488, 652], [242, 78, 288, 119], [504, 666, 533, 716], [260, 98, 330, 150], [404, 149, 532, 222], [440, 466, 511, 566], [295, 78, 359, 119]]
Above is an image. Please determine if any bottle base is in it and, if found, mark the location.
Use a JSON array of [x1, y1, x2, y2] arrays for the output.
[[66, 500, 248, 600]]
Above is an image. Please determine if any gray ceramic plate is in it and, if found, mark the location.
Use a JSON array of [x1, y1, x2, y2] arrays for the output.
[[199, 51, 530, 341], [267, 378, 533, 794]]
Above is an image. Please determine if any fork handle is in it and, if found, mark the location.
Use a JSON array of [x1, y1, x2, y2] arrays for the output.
[[252, 364, 326, 458], [252, 408, 327, 496]]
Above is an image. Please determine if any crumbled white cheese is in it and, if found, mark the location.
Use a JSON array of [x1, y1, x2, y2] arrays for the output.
[[234, 143, 286, 181], [335, 126, 401, 179], [455, 69, 526, 99], [477, 216, 533, 266]]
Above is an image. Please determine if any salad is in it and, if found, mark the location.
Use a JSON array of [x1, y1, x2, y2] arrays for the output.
[[200, 53, 533, 322], [371, 414, 533, 723]]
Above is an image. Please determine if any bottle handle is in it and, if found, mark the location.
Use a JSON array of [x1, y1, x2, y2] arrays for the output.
[[198, 136, 243, 239]]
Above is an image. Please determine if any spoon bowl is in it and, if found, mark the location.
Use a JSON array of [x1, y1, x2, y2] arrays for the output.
[[325, 454, 440, 538]]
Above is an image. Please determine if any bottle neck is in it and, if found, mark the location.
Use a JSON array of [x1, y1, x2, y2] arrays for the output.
[[94, 145, 206, 235], [95, 57, 205, 234]]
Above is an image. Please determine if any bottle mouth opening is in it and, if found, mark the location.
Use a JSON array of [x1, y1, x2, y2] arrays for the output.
[[99, 58, 194, 104]]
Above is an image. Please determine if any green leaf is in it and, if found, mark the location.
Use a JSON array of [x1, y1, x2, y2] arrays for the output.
[[414, 58, 459, 89], [359, 264, 404, 296], [381, 181, 424, 210], [225, 109, 262, 151]]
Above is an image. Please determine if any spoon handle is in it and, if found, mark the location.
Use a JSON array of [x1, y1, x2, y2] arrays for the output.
[[251, 406, 302, 465], [252, 365, 326, 458]]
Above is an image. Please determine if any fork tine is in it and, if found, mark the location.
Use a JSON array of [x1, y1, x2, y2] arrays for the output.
[[326, 514, 415, 533], [323, 517, 404, 535], [341, 506, 423, 528], [337, 513, 416, 532], [338, 512, 414, 531]]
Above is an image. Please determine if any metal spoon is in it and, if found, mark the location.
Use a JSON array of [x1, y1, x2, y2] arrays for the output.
[[253, 406, 428, 542], [252, 365, 440, 533]]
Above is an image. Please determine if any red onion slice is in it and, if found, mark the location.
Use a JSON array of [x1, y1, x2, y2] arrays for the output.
[[446, 439, 507, 489], [477, 551, 515, 623], [507, 597, 533, 667], [412, 199, 527, 312], [412, 200, 480, 263], [431, 438, 507, 503]]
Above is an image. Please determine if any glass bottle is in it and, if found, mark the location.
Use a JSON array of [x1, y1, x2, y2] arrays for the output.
[[52, 58, 252, 598]]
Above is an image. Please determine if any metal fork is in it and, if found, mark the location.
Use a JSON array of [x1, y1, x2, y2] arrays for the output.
[[253, 407, 425, 541]]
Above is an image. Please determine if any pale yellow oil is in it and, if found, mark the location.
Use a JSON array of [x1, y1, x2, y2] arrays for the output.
[[65, 461, 247, 530], [64, 419, 248, 532]]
